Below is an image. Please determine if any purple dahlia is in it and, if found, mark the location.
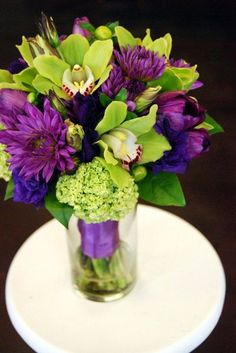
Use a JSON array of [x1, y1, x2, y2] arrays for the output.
[[153, 92, 210, 173], [0, 99, 75, 182], [114, 45, 166, 82]]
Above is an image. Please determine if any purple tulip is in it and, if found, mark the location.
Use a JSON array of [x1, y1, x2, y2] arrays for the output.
[[72, 17, 92, 39], [153, 92, 210, 174], [186, 129, 210, 159], [155, 92, 205, 131]]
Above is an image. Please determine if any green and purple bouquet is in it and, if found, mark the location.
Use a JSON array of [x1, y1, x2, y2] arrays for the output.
[[0, 14, 223, 298]]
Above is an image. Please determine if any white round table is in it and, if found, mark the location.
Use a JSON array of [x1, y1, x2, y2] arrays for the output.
[[5, 205, 226, 353]]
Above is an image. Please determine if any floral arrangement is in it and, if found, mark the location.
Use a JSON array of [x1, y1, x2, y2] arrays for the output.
[[0, 14, 223, 225], [0, 14, 223, 296]]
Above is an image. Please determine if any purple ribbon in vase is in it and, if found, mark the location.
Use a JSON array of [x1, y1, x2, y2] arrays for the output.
[[78, 219, 120, 259]]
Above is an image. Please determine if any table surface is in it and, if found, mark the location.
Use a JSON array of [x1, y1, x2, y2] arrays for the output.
[[5, 205, 225, 353], [0, 1, 235, 352]]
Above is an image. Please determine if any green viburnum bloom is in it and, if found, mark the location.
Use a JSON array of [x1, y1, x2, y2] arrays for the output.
[[0, 144, 11, 182], [56, 158, 138, 223], [0, 123, 11, 181]]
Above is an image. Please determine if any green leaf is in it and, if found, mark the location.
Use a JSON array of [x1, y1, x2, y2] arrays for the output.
[[4, 178, 14, 201], [96, 101, 127, 135], [147, 68, 183, 91], [59, 34, 90, 66], [32, 75, 68, 99], [0, 70, 13, 83], [83, 39, 113, 81], [95, 157, 131, 188], [170, 66, 199, 90], [99, 93, 112, 107], [137, 128, 171, 164], [80, 22, 96, 33], [115, 88, 128, 102], [96, 140, 118, 165], [13, 67, 37, 88], [126, 111, 138, 121], [120, 104, 157, 137], [204, 113, 224, 135], [138, 171, 186, 206], [106, 21, 119, 33], [16, 36, 34, 67], [33, 55, 69, 86], [115, 26, 137, 49], [45, 185, 73, 228]]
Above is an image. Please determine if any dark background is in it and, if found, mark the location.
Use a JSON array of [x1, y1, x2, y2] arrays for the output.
[[0, 0, 235, 352]]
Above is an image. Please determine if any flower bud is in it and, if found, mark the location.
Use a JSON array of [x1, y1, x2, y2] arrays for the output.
[[95, 26, 112, 40], [131, 165, 147, 182], [135, 86, 161, 112], [65, 120, 84, 151], [27, 92, 38, 104], [39, 12, 60, 48], [73, 17, 93, 39], [48, 91, 67, 118]]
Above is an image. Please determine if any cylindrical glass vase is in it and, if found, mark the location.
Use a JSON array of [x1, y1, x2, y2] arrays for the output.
[[67, 208, 137, 302]]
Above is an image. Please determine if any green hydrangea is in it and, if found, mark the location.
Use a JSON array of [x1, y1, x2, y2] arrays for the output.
[[0, 124, 11, 182], [56, 159, 138, 223], [0, 143, 11, 181]]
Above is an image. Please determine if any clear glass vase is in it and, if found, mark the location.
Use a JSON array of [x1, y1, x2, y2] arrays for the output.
[[67, 208, 137, 302]]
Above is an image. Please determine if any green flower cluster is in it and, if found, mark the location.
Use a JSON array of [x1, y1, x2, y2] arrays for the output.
[[56, 158, 138, 223], [0, 124, 11, 182]]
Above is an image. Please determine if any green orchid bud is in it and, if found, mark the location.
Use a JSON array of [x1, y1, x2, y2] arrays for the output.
[[135, 86, 161, 112], [39, 12, 60, 48], [65, 120, 84, 151], [48, 91, 67, 118], [131, 165, 147, 182], [28, 35, 58, 58], [95, 26, 113, 40], [27, 92, 38, 104]]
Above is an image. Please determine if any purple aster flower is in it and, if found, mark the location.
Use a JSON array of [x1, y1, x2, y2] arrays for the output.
[[12, 169, 48, 208], [153, 92, 210, 173], [101, 64, 146, 102], [0, 89, 27, 118], [101, 64, 126, 99], [114, 46, 166, 82], [68, 92, 103, 162], [8, 58, 27, 74], [169, 58, 190, 68], [0, 99, 75, 182]]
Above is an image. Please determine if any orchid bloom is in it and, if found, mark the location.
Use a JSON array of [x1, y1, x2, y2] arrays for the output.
[[62, 64, 95, 97], [101, 128, 142, 170]]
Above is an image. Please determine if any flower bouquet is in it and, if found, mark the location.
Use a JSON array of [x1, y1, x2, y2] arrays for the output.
[[0, 14, 223, 301]]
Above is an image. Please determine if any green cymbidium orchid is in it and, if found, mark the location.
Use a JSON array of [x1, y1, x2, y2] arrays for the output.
[[101, 128, 142, 170], [5, 34, 113, 99], [62, 64, 95, 97]]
